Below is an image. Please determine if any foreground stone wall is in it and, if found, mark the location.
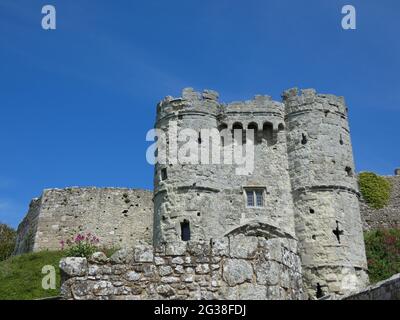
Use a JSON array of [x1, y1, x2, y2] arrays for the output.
[[60, 237, 306, 300], [342, 273, 400, 300], [360, 175, 400, 230], [14, 188, 153, 254]]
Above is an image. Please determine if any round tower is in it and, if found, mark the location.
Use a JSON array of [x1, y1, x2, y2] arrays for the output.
[[283, 88, 369, 298], [153, 88, 222, 245]]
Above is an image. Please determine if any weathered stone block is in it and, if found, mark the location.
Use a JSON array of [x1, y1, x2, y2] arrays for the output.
[[90, 252, 109, 264], [195, 264, 210, 275], [171, 257, 184, 265], [237, 283, 267, 300], [175, 265, 185, 274], [143, 264, 156, 277], [125, 271, 141, 281], [211, 238, 229, 257], [88, 265, 100, 276], [222, 259, 253, 286], [157, 285, 176, 297], [60, 257, 88, 277], [187, 241, 210, 260], [154, 257, 165, 266], [165, 242, 186, 256], [93, 281, 113, 296], [161, 276, 180, 284], [229, 235, 258, 259], [159, 265, 173, 277], [134, 245, 154, 262], [110, 248, 133, 264]]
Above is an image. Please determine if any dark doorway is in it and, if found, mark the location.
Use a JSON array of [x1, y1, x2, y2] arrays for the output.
[[181, 220, 190, 241]]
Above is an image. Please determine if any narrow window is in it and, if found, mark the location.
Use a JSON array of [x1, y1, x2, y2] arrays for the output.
[[301, 133, 307, 145], [161, 168, 168, 181], [255, 190, 264, 207], [316, 283, 324, 299], [345, 166, 353, 177], [233, 122, 244, 144], [246, 190, 254, 207], [245, 189, 265, 208], [218, 124, 228, 147], [181, 220, 190, 241], [248, 123, 259, 144], [198, 131, 202, 144], [263, 122, 273, 145]]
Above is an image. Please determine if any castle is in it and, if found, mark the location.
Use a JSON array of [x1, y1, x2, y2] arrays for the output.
[[16, 87, 373, 299]]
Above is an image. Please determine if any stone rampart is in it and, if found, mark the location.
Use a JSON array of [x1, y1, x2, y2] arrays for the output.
[[60, 236, 306, 300], [14, 188, 153, 254]]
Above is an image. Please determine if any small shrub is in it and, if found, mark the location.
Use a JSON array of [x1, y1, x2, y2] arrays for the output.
[[359, 172, 392, 209], [364, 229, 400, 283], [61, 232, 100, 258], [0, 223, 16, 261]]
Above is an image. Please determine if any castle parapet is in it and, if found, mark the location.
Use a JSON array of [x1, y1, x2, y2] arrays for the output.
[[156, 88, 221, 123], [283, 87, 347, 116]]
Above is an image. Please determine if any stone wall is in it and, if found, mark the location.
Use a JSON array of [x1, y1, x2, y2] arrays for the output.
[[342, 273, 400, 300], [14, 198, 41, 253], [14, 188, 153, 254], [60, 236, 306, 300], [360, 175, 400, 230]]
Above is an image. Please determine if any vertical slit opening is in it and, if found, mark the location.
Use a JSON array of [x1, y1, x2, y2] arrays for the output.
[[316, 283, 324, 298], [161, 168, 168, 181], [181, 220, 190, 241]]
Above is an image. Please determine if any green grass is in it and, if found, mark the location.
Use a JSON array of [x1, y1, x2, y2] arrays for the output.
[[359, 172, 392, 209], [365, 229, 400, 283], [0, 251, 66, 300]]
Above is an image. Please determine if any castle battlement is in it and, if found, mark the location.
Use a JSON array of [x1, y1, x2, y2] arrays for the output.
[[283, 87, 347, 116]]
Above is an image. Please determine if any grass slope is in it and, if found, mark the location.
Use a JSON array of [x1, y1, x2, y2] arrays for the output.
[[0, 251, 65, 300]]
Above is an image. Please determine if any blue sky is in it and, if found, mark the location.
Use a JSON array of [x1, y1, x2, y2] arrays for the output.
[[0, 0, 399, 228]]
